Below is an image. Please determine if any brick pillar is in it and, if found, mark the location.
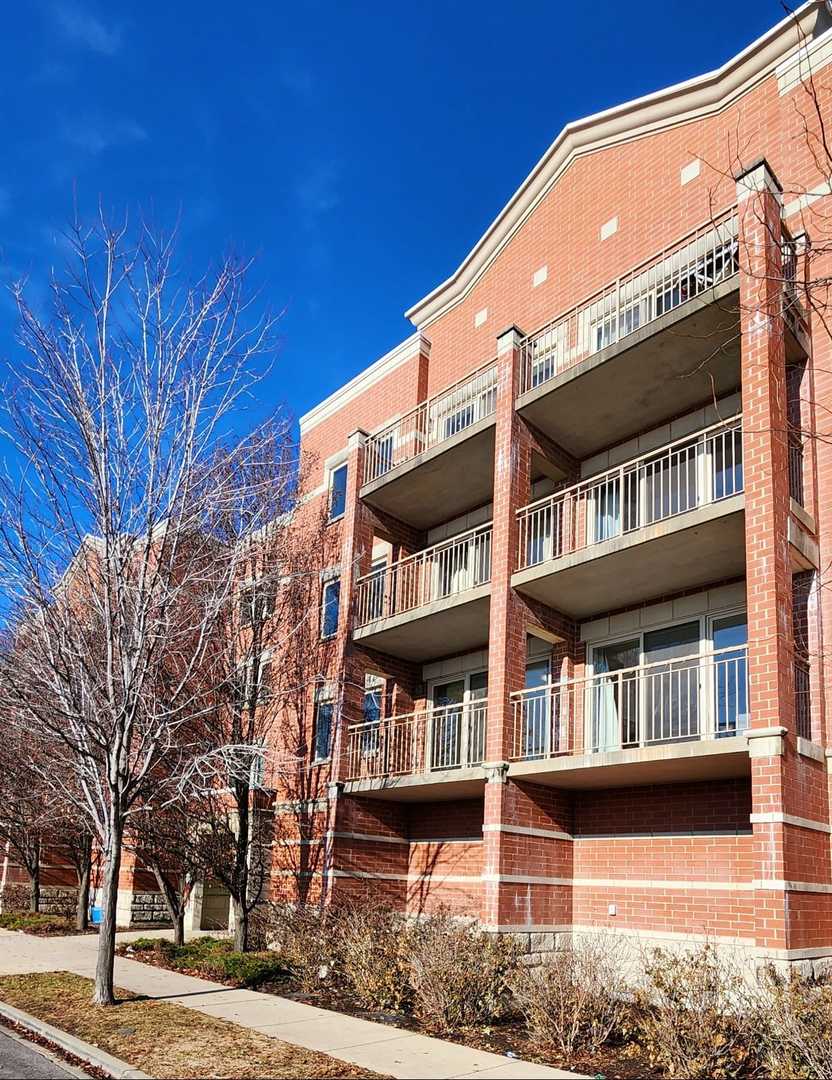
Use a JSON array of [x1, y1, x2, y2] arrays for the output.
[[738, 160, 832, 962], [115, 849, 138, 927], [480, 327, 573, 936]]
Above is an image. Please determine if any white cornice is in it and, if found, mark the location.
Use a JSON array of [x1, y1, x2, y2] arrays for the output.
[[298, 331, 430, 436], [405, 1, 832, 329]]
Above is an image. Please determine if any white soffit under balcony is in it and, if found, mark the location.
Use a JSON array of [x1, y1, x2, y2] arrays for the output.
[[405, 1, 831, 329]]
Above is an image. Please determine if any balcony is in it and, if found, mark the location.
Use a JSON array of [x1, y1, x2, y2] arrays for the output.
[[509, 647, 750, 789], [513, 419, 745, 617], [343, 703, 487, 800], [353, 524, 491, 661], [360, 361, 498, 529], [516, 210, 743, 456]]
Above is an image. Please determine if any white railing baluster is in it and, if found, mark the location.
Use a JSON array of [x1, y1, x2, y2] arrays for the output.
[[519, 207, 740, 394], [345, 702, 488, 780], [355, 522, 493, 628], [516, 418, 743, 571], [511, 646, 749, 761], [364, 360, 498, 484]]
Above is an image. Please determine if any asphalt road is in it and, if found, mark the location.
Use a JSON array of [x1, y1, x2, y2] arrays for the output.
[[0, 1028, 81, 1078]]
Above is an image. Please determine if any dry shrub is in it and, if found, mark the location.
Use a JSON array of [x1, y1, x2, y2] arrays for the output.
[[339, 904, 412, 1012], [511, 935, 628, 1058], [0, 883, 32, 913], [407, 912, 520, 1033], [265, 903, 339, 990], [757, 965, 832, 1078], [635, 943, 757, 1078]]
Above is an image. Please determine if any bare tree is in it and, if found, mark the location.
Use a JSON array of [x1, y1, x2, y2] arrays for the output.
[[125, 803, 199, 947], [181, 430, 335, 951], [0, 214, 278, 1003], [0, 731, 54, 913]]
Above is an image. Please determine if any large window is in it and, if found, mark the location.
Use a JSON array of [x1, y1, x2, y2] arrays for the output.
[[588, 612, 748, 752], [312, 689, 334, 762], [320, 578, 340, 639], [328, 463, 348, 521], [428, 671, 487, 770], [361, 675, 384, 753], [520, 658, 551, 758]]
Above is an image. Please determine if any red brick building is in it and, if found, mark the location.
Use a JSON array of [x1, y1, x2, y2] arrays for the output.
[[7, 2, 832, 968], [268, 1, 832, 970]]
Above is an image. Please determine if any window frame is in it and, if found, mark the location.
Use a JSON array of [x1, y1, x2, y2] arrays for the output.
[[328, 462, 348, 522], [320, 577, 341, 640], [312, 685, 335, 763]]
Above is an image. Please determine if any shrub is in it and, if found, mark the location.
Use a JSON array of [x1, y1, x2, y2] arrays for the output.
[[634, 944, 757, 1079], [265, 904, 340, 990], [339, 904, 412, 1012], [407, 912, 520, 1033], [757, 965, 832, 1078], [511, 936, 628, 1058], [0, 911, 74, 934], [0, 884, 33, 914], [126, 935, 285, 987]]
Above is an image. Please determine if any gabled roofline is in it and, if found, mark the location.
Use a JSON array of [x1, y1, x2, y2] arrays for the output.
[[405, 0, 831, 330], [299, 331, 430, 436]]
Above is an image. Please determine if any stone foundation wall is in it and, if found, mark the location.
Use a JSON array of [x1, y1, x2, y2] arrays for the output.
[[130, 891, 171, 925], [39, 886, 78, 917]]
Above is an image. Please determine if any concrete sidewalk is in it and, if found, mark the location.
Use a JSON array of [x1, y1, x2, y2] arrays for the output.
[[0, 929, 582, 1079]]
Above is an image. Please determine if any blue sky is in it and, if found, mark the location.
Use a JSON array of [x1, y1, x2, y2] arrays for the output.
[[0, 0, 783, 424]]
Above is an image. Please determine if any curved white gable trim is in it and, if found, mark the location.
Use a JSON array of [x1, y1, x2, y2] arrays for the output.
[[299, 331, 430, 435], [405, 0, 831, 330]]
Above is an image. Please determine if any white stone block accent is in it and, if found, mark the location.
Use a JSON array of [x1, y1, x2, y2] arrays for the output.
[[600, 215, 618, 240], [474, 307, 488, 328], [680, 158, 701, 185], [532, 265, 548, 288]]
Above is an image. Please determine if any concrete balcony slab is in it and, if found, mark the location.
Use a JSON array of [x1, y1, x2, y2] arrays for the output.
[[512, 495, 745, 619], [360, 416, 496, 531], [343, 767, 486, 802], [516, 281, 742, 459], [353, 585, 490, 662], [509, 734, 750, 790]]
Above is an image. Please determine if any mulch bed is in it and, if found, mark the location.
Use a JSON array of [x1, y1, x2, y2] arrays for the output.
[[117, 942, 662, 1077], [269, 980, 661, 1079]]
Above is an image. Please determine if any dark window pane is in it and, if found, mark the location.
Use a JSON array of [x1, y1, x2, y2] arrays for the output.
[[329, 464, 348, 520], [321, 579, 340, 638]]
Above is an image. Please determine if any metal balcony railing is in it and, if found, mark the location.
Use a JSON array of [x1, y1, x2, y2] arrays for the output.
[[355, 523, 492, 627], [794, 658, 811, 740], [344, 702, 487, 781], [516, 418, 743, 571], [511, 646, 749, 760], [363, 360, 498, 484], [519, 208, 740, 394]]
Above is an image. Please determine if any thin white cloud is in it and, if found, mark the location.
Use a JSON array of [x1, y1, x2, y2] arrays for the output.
[[62, 117, 148, 155], [295, 161, 340, 219], [52, 3, 122, 56]]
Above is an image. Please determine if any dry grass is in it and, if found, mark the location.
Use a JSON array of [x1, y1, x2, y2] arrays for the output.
[[0, 972, 385, 1079]]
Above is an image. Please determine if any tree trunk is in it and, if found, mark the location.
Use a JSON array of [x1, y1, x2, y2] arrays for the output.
[[76, 858, 91, 932], [172, 907, 185, 948], [93, 828, 122, 1006], [152, 866, 185, 948], [232, 895, 248, 952], [29, 864, 40, 914]]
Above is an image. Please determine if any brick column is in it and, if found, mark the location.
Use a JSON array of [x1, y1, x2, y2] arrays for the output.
[[481, 327, 574, 939], [738, 160, 832, 963]]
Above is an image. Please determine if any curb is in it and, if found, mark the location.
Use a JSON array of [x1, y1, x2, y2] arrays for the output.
[[0, 1000, 149, 1079]]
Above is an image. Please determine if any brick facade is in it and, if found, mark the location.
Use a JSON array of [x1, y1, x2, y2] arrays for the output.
[[10, 5, 830, 958]]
